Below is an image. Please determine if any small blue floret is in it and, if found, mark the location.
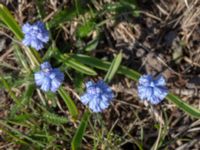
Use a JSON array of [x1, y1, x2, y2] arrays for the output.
[[137, 75, 168, 105], [22, 21, 49, 50], [34, 62, 64, 92], [80, 80, 114, 112]]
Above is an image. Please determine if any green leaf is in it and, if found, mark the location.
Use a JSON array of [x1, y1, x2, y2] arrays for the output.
[[11, 114, 32, 123], [0, 4, 23, 40], [58, 87, 78, 119], [0, 76, 19, 104], [42, 45, 58, 61], [48, 0, 92, 29], [59, 54, 97, 76], [104, 52, 122, 83], [76, 20, 96, 38], [71, 110, 91, 150], [36, 0, 46, 19], [10, 84, 35, 117], [83, 38, 99, 52], [104, 0, 139, 17], [43, 112, 68, 125], [166, 93, 200, 118], [74, 73, 84, 94], [71, 54, 141, 80], [48, 9, 77, 28], [0, 120, 45, 147], [14, 44, 30, 72]]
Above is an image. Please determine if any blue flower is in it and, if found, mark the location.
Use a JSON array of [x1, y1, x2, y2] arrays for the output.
[[80, 80, 114, 112], [22, 21, 49, 50], [34, 62, 64, 92], [137, 75, 168, 104]]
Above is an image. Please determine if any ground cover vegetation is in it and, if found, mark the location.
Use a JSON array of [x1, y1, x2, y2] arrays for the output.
[[0, 0, 200, 149]]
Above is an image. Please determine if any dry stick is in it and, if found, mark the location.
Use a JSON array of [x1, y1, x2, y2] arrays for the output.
[[0, 47, 13, 61], [0, 31, 22, 45], [36, 89, 46, 106], [139, 11, 162, 22], [184, 0, 189, 9], [0, 30, 36, 68], [152, 122, 162, 150], [144, 101, 164, 125], [43, 11, 57, 22], [64, 86, 81, 101], [56, 99, 66, 113]]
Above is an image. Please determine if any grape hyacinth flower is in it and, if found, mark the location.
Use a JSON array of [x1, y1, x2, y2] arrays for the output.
[[137, 74, 168, 105], [34, 62, 64, 92], [22, 21, 49, 50], [80, 80, 114, 112]]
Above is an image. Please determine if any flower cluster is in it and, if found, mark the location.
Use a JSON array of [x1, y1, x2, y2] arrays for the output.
[[22, 21, 49, 50], [137, 75, 168, 104], [22, 21, 169, 113], [80, 80, 114, 112], [34, 62, 64, 92]]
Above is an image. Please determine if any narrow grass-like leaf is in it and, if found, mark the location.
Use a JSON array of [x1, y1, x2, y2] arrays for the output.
[[0, 76, 19, 104], [48, 9, 77, 28], [104, 0, 139, 17], [14, 44, 30, 72], [10, 84, 35, 117], [58, 87, 78, 119], [0, 120, 45, 147], [0, 4, 23, 40], [42, 45, 58, 61], [74, 73, 84, 94], [59, 54, 97, 76], [36, 0, 46, 19], [0, 127, 28, 145], [11, 114, 32, 123], [166, 93, 200, 118], [104, 52, 122, 83], [72, 54, 140, 80], [83, 38, 99, 52], [71, 110, 91, 150]]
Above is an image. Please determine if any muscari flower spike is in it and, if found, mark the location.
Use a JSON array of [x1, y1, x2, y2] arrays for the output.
[[137, 74, 168, 105], [22, 21, 49, 50], [80, 80, 114, 113], [34, 62, 64, 92]]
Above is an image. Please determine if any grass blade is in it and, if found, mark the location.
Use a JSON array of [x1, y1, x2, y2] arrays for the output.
[[58, 87, 78, 119], [72, 54, 140, 80], [10, 84, 35, 117], [166, 93, 200, 118], [104, 52, 122, 83], [0, 120, 45, 147], [14, 44, 30, 72], [0, 76, 19, 104], [48, 9, 76, 28], [71, 110, 91, 150], [76, 20, 95, 38], [59, 54, 97, 76], [0, 4, 23, 40]]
